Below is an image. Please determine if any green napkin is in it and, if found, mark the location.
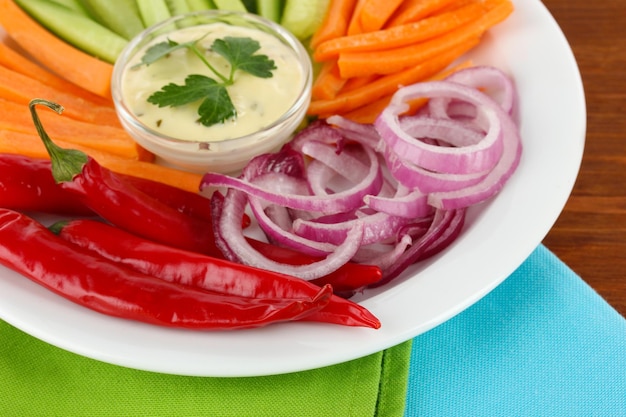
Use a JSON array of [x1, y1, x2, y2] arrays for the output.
[[0, 320, 411, 416]]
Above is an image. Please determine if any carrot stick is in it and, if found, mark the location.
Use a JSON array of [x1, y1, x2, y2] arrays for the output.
[[437, 0, 478, 13], [386, 0, 459, 27], [0, 41, 112, 106], [0, 130, 203, 193], [0, 0, 114, 99], [337, 0, 513, 78], [308, 38, 478, 117], [311, 61, 347, 100], [0, 98, 150, 161], [358, 0, 404, 33], [339, 97, 392, 124], [340, 74, 380, 93], [346, 0, 367, 35], [341, 60, 474, 123], [0, 64, 121, 127], [310, 0, 358, 49], [313, 1, 486, 62]]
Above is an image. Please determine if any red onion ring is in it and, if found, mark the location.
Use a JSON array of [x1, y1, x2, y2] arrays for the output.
[[203, 66, 521, 289]]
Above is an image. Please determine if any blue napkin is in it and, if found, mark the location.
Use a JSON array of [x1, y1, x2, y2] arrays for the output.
[[404, 244, 626, 416]]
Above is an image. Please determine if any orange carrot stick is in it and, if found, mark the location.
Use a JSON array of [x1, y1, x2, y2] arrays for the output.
[[313, 1, 486, 62], [337, 0, 513, 78], [0, 130, 203, 193], [0, 41, 112, 106], [0, 0, 114, 99], [437, 0, 478, 13], [346, 0, 367, 35], [340, 74, 380, 93], [0, 98, 150, 160], [341, 60, 473, 123], [386, 0, 459, 27], [310, 0, 358, 49], [358, 0, 404, 33], [308, 38, 478, 117], [0, 64, 121, 127], [311, 61, 347, 100]]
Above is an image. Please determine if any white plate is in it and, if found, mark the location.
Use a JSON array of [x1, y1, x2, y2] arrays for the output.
[[0, 0, 585, 377]]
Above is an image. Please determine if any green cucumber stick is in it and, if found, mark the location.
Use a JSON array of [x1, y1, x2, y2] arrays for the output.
[[281, 0, 329, 40], [137, 0, 172, 27], [80, 0, 145, 40], [49, 0, 91, 17], [14, 0, 127, 63], [256, 0, 283, 22], [165, 0, 192, 16], [186, 0, 216, 11], [213, 0, 247, 12]]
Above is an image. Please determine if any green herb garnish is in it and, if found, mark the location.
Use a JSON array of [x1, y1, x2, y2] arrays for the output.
[[140, 35, 276, 127]]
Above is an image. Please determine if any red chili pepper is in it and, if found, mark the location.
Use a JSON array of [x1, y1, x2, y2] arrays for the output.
[[120, 174, 248, 226], [50, 218, 381, 329], [29, 99, 383, 290], [0, 153, 92, 216], [0, 152, 250, 227], [246, 239, 384, 294], [0, 209, 333, 330], [30, 99, 224, 257]]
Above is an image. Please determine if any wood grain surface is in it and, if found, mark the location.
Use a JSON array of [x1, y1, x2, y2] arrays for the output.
[[540, 0, 626, 316]]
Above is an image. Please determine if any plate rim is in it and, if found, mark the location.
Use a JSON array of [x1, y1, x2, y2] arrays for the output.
[[0, 0, 586, 377]]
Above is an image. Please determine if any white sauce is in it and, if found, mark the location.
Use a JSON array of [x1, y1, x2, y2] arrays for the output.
[[122, 23, 304, 142]]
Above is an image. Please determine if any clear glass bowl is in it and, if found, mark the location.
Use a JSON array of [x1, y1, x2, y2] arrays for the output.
[[111, 10, 312, 174]]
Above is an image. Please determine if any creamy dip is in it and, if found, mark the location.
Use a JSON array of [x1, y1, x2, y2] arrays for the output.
[[121, 23, 305, 142]]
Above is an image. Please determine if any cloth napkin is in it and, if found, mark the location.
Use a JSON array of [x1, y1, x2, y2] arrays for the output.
[[405, 244, 626, 416], [1, 245, 625, 416]]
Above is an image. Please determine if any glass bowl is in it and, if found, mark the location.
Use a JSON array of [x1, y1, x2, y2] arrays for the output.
[[111, 10, 312, 174]]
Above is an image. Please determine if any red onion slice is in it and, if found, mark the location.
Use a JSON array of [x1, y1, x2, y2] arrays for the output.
[[443, 65, 517, 115], [363, 185, 433, 219], [205, 65, 521, 289], [293, 210, 411, 246], [212, 187, 366, 281], [379, 140, 490, 192]]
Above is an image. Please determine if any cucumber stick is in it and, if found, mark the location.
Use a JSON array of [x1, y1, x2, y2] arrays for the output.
[[280, 0, 329, 40], [136, 0, 172, 27], [213, 0, 247, 12], [186, 0, 216, 11], [256, 0, 283, 22], [240, 0, 256, 13], [49, 0, 90, 17], [165, 0, 191, 16], [79, 0, 145, 40], [14, 0, 127, 63]]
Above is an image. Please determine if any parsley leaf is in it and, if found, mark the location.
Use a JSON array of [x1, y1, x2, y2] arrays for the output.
[[139, 39, 193, 66], [197, 85, 236, 126], [140, 34, 276, 128], [147, 75, 236, 126], [211, 36, 276, 79]]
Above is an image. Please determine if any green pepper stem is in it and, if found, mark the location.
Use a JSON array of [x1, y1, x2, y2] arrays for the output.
[[29, 99, 88, 183], [48, 220, 70, 235]]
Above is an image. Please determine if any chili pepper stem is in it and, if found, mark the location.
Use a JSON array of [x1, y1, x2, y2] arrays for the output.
[[28, 98, 88, 183]]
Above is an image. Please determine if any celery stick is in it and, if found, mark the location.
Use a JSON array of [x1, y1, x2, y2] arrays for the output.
[[79, 0, 144, 40], [186, 0, 216, 11], [280, 0, 329, 40], [137, 0, 172, 27], [14, 0, 127, 63], [213, 0, 247, 12], [256, 0, 283, 22]]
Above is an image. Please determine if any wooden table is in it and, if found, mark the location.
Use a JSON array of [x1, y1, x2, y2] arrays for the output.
[[540, 0, 626, 316]]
